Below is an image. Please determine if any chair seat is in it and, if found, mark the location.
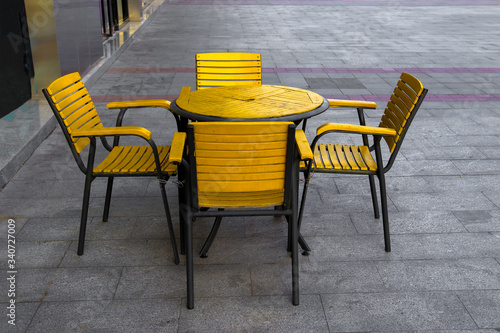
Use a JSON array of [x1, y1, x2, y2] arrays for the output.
[[306, 143, 377, 172], [94, 145, 178, 175]]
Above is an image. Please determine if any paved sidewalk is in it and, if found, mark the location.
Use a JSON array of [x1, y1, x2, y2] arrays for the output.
[[1, 0, 500, 332]]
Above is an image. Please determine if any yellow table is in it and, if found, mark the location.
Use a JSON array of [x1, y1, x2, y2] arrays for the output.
[[171, 85, 329, 123]]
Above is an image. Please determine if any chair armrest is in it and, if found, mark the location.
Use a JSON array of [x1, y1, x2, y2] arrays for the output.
[[72, 126, 152, 141], [106, 99, 171, 110], [317, 123, 396, 137], [169, 132, 186, 164], [328, 99, 377, 109], [295, 129, 313, 160]]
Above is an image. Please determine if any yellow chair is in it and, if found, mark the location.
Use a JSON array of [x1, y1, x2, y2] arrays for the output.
[[43, 72, 186, 263], [179, 122, 313, 309], [300, 72, 428, 252], [195, 52, 262, 90]]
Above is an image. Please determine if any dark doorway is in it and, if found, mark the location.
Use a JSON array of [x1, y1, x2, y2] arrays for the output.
[[0, 0, 34, 118]]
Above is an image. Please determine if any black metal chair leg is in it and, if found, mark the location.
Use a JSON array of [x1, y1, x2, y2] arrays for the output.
[[291, 163, 299, 306], [378, 173, 391, 252], [159, 180, 180, 265], [178, 173, 186, 255], [185, 210, 194, 309], [103, 177, 114, 222], [374, 138, 391, 252], [368, 175, 380, 219], [199, 214, 223, 258], [78, 140, 96, 256], [297, 174, 312, 254], [77, 176, 93, 256]]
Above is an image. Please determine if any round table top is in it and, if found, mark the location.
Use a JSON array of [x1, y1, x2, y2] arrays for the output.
[[171, 85, 329, 122]]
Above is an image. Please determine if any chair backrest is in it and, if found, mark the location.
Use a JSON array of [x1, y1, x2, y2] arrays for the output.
[[196, 52, 262, 90], [187, 122, 296, 209], [379, 72, 427, 157], [43, 72, 103, 171]]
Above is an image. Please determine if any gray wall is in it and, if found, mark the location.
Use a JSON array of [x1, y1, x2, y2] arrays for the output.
[[52, 0, 103, 75]]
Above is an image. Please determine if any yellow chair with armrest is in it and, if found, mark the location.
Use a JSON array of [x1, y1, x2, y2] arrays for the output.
[[179, 121, 313, 309], [43, 72, 185, 263], [299, 72, 428, 252]]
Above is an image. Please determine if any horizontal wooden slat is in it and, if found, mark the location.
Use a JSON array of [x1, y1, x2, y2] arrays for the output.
[[52, 81, 85, 104], [196, 156, 286, 167], [74, 137, 91, 154], [343, 144, 359, 170], [379, 123, 397, 153], [193, 122, 291, 135], [46, 72, 81, 95], [394, 87, 414, 112], [195, 140, 286, 152], [64, 104, 97, 127], [198, 179, 284, 193], [196, 53, 261, 61], [401, 72, 424, 95], [118, 146, 149, 172], [198, 191, 283, 208], [319, 144, 332, 169], [197, 80, 261, 88], [60, 95, 93, 119], [54, 87, 88, 111], [386, 102, 407, 129], [93, 145, 177, 175], [335, 144, 350, 169], [313, 144, 324, 168], [197, 73, 262, 80], [195, 148, 285, 159], [197, 67, 261, 74], [327, 144, 341, 169], [359, 146, 377, 171], [195, 132, 288, 144], [351, 145, 368, 171], [68, 112, 100, 133], [198, 171, 284, 182], [390, 94, 411, 119], [397, 80, 418, 104], [197, 163, 285, 174]]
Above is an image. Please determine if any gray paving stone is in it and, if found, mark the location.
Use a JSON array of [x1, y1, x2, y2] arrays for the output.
[[251, 261, 385, 296], [300, 213, 358, 236], [351, 211, 467, 235], [42, 267, 122, 301], [418, 232, 500, 259], [26, 299, 180, 333], [453, 210, 500, 232], [390, 192, 498, 211], [60, 239, 177, 267], [116, 264, 251, 299], [322, 292, 477, 332], [178, 295, 328, 333], [15, 241, 70, 268], [457, 290, 500, 329], [378, 258, 500, 292], [305, 234, 428, 262]]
